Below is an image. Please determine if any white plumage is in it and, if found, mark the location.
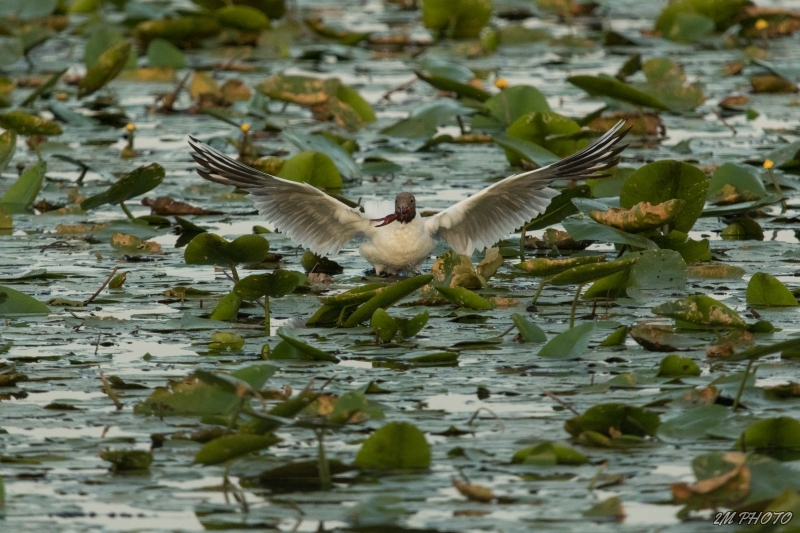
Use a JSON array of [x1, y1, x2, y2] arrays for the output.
[[188, 121, 628, 275]]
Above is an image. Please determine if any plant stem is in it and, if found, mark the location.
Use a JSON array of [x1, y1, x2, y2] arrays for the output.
[[119, 200, 134, 220], [316, 429, 331, 491], [531, 280, 545, 306], [767, 167, 787, 213], [570, 283, 585, 328], [230, 263, 239, 282], [732, 359, 754, 411], [264, 295, 270, 335], [519, 224, 527, 262]]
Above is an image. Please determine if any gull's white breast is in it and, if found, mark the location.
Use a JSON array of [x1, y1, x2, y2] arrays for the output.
[[359, 215, 436, 275]]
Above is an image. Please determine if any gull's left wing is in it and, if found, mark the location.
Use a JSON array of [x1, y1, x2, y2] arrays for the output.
[[424, 121, 629, 255]]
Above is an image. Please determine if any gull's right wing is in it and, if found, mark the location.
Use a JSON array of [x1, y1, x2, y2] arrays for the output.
[[189, 137, 373, 256]]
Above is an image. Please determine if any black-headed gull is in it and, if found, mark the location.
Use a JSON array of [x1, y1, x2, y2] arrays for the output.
[[188, 121, 627, 275]]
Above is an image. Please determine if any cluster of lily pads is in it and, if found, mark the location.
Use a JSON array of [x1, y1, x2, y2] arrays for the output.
[[3, 0, 800, 527]]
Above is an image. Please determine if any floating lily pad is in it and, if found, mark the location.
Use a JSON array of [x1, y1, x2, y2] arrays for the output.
[[1, 161, 45, 209], [653, 294, 746, 329], [81, 163, 165, 211], [537, 322, 596, 359], [568, 75, 670, 111], [589, 199, 685, 233], [421, 0, 492, 39], [565, 403, 660, 438], [0, 111, 61, 136], [277, 151, 342, 189], [620, 160, 708, 233], [512, 442, 587, 465], [506, 111, 587, 161], [746, 272, 798, 307], [0, 285, 50, 316], [195, 434, 280, 465], [184, 233, 270, 266], [734, 417, 800, 461], [354, 421, 430, 469]]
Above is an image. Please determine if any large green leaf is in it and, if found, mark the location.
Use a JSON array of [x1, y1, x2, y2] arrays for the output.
[[134, 17, 222, 47], [343, 275, 433, 327], [0, 161, 45, 208], [380, 99, 472, 140], [277, 151, 342, 189], [78, 41, 132, 98], [474, 85, 551, 130], [234, 270, 301, 299], [506, 111, 587, 161], [537, 322, 596, 359], [568, 75, 670, 111], [491, 134, 560, 168], [275, 328, 339, 362], [184, 233, 270, 265], [548, 255, 640, 286], [282, 131, 361, 181], [734, 417, 800, 461], [707, 162, 767, 202], [146, 39, 186, 69], [80, 163, 165, 210], [354, 421, 430, 469], [195, 434, 280, 465], [565, 403, 660, 438], [414, 59, 490, 102], [620, 160, 709, 233], [0, 285, 50, 316], [511, 313, 547, 343], [214, 5, 270, 31], [746, 272, 798, 307], [653, 294, 747, 329], [0, 111, 61, 136], [435, 286, 493, 310], [421, 0, 492, 39], [561, 214, 659, 249]]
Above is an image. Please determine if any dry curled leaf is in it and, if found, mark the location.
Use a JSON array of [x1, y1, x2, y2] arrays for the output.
[[589, 199, 685, 232], [453, 479, 494, 503], [141, 196, 220, 215]]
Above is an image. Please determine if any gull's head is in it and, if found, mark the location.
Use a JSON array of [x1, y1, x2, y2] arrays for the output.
[[395, 192, 416, 223]]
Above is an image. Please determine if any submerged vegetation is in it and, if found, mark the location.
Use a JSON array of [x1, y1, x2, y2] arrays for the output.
[[2, 0, 800, 530]]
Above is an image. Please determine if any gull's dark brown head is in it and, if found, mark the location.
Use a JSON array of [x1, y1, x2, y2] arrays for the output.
[[395, 192, 416, 223]]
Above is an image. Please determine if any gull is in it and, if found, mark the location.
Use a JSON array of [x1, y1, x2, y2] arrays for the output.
[[188, 121, 628, 275]]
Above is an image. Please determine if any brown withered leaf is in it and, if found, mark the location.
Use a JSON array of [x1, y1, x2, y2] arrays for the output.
[[141, 196, 220, 216], [589, 112, 665, 137], [308, 273, 333, 284], [525, 228, 591, 250], [672, 453, 750, 509], [630, 324, 697, 352], [453, 479, 494, 503], [590, 199, 685, 233], [751, 75, 798, 94], [710, 184, 761, 205], [718, 95, 749, 111], [706, 343, 734, 358]]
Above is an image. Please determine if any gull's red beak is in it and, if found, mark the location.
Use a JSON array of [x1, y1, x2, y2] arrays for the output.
[[399, 206, 409, 216]]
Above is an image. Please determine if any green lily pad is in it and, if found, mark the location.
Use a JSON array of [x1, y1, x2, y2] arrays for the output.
[[548, 255, 640, 286], [370, 308, 398, 343], [414, 59, 490, 102], [146, 39, 186, 69], [568, 75, 670, 111], [354, 421, 431, 470], [234, 270, 300, 299], [283, 131, 361, 181], [620, 160, 709, 233], [99, 450, 152, 472], [0, 285, 50, 316], [653, 294, 746, 329], [707, 163, 767, 202], [0, 161, 45, 208], [184, 233, 270, 266], [657, 354, 701, 377], [565, 403, 660, 438], [537, 322, 596, 359], [209, 292, 242, 321], [491, 134, 560, 168], [562, 214, 659, 250], [195, 434, 280, 466], [734, 417, 800, 461], [343, 275, 433, 327], [380, 98, 472, 141], [435, 286, 493, 310], [275, 328, 339, 362], [277, 151, 342, 189], [747, 272, 798, 307], [0, 111, 61, 136], [512, 441, 587, 465], [81, 163, 165, 211], [421, 0, 492, 39], [78, 41, 132, 99], [474, 85, 551, 130], [215, 5, 270, 31], [506, 111, 587, 162], [134, 17, 222, 47], [511, 313, 547, 343]]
